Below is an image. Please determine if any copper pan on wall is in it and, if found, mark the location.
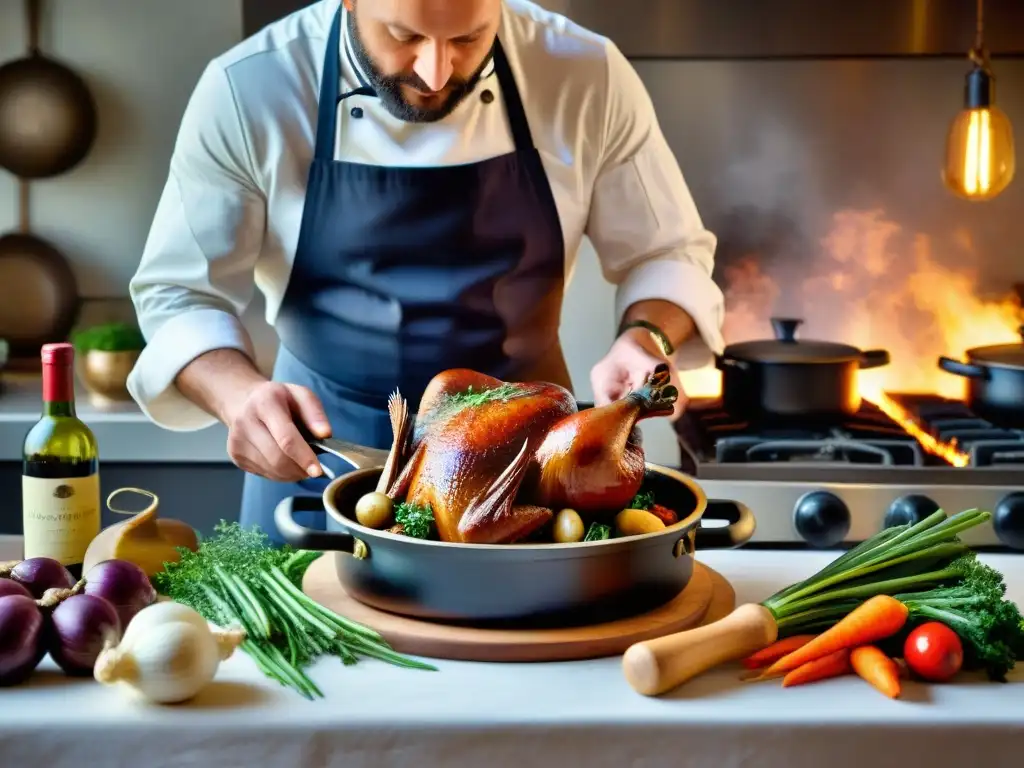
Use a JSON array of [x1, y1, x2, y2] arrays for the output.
[[0, 0, 88, 365], [0, 0, 98, 179], [0, 182, 80, 364]]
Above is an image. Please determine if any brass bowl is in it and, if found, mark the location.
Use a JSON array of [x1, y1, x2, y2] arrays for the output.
[[77, 349, 140, 404]]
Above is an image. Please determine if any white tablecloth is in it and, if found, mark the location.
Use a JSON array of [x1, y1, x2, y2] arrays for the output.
[[1, 538, 1022, 768]]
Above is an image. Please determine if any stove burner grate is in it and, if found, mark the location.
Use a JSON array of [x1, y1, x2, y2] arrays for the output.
[[676, 400, 926, 467], [715, 435, 922, 465]]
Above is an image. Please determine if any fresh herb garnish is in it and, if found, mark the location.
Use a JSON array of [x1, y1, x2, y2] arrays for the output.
[[394, 502, 435, 539], [584, 522, 612, 542], [630, 489, 655, 510], [438, 383, 525, 414], [152, 521, 436, 699]]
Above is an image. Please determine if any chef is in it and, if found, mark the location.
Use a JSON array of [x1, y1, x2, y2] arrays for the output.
[[127, 0, 725, 541]]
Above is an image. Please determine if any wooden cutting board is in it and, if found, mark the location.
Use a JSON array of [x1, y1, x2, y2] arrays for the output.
[[302, 556, 736, 662]]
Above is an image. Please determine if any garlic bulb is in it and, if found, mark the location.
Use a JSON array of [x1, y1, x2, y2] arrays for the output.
[[94, 601, 246, 704]]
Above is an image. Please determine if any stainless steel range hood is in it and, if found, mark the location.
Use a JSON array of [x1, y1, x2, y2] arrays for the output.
[[542, 0, 1024, 59]]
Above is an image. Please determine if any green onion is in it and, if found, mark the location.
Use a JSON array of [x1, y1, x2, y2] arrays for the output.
[[152, 521, 437, 698]]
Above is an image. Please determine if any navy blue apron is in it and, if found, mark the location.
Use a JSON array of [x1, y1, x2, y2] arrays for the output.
[[241, 8, 571, 542]]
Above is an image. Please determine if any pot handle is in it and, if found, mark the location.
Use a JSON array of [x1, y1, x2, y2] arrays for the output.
[[858, 349, 890, 369], [297, 424, 391, 470], [274, 495, 359, 553], [938, 356, 989, 379], [693, 500, 755, 549], [715, 355, 750, 371]]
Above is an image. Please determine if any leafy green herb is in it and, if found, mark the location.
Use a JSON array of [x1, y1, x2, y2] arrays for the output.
[[437, 383, 525, 414], [583, 522, 612, 542], [629, 489, 655, 510], [153, 521, 436, 699], [894, 556, 1024, 681], [71, 322, 146, 353], [765, 509, 1024, 681], [394, 502, 435, 539]]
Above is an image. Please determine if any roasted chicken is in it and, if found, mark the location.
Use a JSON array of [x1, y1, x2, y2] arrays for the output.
[[387, 365, 678, 544]]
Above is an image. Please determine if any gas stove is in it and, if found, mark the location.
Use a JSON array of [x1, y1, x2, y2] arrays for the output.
[[674, 394, 1024, 552]]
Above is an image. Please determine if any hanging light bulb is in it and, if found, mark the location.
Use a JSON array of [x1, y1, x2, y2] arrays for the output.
[[942, 0, 1016, 202]]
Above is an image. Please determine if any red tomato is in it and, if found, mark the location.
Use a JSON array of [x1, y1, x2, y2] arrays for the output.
[[649, 504, 678, 526], [903, 622, 964, 682]]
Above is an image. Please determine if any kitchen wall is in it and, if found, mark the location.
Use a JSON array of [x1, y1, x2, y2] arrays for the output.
[[0, 0, 278, 372]]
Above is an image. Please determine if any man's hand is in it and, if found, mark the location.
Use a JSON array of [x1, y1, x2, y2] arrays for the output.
[[590, 328, 688, 419], [224, 381, 333, 482], [174, 348, 334, 482]]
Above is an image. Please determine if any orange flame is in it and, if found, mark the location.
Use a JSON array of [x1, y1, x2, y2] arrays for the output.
[[874, 394, 970, 467], [679, 208, 1021, 465]]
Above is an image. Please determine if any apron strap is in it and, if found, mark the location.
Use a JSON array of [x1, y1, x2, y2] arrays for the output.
[[492, 38, 535, 152], [313, 8, 344, 162]]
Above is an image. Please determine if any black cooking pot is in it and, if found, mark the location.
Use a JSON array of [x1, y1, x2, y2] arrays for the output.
[[716, 317, 890, 421], [275, 436, 755, 626], [938, 326, 1024, 428]]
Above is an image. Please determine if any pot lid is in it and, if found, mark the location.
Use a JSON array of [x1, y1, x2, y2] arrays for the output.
[[966, 326, 1024, 368], [722, 318, 865, 363]]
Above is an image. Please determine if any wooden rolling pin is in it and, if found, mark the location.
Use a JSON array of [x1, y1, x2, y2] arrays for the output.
[[622, 603, 779, 696]]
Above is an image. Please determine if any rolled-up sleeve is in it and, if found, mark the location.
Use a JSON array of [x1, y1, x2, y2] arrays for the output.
[[585, 41, 724, 370], [127, 61, 266, 431]]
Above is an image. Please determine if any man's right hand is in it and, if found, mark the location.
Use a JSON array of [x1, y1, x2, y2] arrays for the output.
[[224, 381, 332, 482]]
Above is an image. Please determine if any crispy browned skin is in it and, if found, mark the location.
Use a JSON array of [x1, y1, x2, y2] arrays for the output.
[[388, 365, 678, 544], [390, 370, 576, 543]]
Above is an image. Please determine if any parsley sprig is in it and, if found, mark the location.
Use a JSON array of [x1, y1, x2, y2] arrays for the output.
[[394, 502, 435, 539], [152, 521, 436, 699]]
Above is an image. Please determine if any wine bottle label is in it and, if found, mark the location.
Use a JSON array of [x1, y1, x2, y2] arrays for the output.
[[22, 473, 101, 566]]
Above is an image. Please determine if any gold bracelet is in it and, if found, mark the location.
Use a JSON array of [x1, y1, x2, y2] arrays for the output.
[[619, 320, 675, 357]]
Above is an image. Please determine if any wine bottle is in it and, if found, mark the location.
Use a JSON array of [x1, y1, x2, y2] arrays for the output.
[[22, 343, 101, 580]]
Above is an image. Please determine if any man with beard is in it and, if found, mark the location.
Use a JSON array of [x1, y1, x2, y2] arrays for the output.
[[127, 0, 725, 540]]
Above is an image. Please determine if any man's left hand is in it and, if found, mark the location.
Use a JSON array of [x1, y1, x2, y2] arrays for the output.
[[590, 328, 688, 419]]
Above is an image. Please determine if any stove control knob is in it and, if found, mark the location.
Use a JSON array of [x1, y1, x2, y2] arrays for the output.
[[994, 493, 1024, 550], [884, 495, 940, 529], [794, 492, 850, 548]]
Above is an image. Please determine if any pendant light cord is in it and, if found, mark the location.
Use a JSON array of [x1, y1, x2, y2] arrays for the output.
[[969, 0, 987, 67]]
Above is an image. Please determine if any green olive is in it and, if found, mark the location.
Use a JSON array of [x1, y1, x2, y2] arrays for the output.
[[553, 508, 584, 543], [355, 492, 394, 529]]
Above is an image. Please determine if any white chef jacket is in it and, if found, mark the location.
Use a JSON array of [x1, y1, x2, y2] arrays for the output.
[[127, 0, 725, 432]]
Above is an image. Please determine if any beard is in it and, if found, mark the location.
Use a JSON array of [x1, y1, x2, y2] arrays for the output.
[[346, 9, 493, 123]]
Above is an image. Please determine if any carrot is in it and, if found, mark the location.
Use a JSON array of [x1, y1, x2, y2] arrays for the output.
[[742, 635, 817, 669], [851, 645, 902, 699], [758, 595, 909, 678], [781, 648, 851, 688]]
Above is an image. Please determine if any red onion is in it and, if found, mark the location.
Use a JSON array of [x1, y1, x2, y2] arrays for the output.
[[49, 594, 122, 676], [0, 578, 33, 600], [0, 595, 46, 686], [11, 558, 75, 599], [83, 560, 157, 628]]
